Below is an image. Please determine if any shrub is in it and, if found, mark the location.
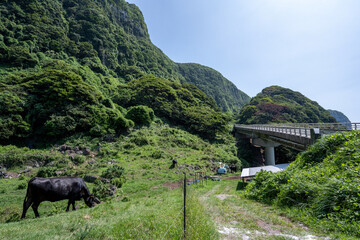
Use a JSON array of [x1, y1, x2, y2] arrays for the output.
[[17, 182, 27, 190], [71, 155, 86, 165], [37, 167, 57, 178], [101, 164, 125, 180], [111, 177, 126, 188], [245, 170, 287, 204], [93, 181, 112, 200], [130, 135, 149, 146], [126, 105, 155, 125], [245, 131, 360, 237]]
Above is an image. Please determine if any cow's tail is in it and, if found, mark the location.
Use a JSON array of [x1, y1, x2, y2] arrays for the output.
[[23, 177, 36, 203], [21, 177, 36, 219]]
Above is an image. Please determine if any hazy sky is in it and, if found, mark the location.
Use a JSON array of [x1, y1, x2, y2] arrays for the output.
[[127, 0, 360, 122]]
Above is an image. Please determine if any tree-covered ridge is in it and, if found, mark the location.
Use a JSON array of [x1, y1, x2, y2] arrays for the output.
[[0, 58, 229, 143], [327, 109, 351, 123], [177, 63, 250, 112], [0, 0, 248, 112], [236, 86, 336, 124]]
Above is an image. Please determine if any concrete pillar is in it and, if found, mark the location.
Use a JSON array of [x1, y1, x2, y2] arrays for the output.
[[265, 146, 275, 165], [252, 138, 280, 166]]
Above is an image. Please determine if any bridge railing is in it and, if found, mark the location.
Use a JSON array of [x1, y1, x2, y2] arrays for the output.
[[235, 124, 313, 138], [235, 122, 360, 139]]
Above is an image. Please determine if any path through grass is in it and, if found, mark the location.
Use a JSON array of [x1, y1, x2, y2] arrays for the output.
[[197, 180, 332, 240]]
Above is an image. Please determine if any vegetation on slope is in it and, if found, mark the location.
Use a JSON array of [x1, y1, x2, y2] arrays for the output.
[[236, 86, 336, 124], [0, 0, 248, 112], [1, 63, 230, 143], [177, 63, 250, 112], [327, 109, 351, 123], [245, 131, 360, 237], [0, 123, 240, 238]]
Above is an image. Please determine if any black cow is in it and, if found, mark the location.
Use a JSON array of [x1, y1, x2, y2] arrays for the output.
[[21, 177, 99, 219]]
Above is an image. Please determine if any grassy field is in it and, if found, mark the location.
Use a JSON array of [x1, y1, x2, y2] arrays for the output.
[[2, 176, 356, 240], [1, 125, 356, 239], [0, 176, 218, 240]]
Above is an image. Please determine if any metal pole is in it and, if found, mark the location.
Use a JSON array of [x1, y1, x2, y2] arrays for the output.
[[183, 173, 186, 239]]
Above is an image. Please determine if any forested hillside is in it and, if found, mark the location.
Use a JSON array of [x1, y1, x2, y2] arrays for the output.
[[177, 63, 250, 112], [0, 0, 246, 144], [327, 109, 351, 123], [236, 86, 336, 124], [0, 0, 249, 113]]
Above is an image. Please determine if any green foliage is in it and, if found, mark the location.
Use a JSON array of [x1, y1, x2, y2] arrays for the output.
[[0, 0, 249, 141], [0, 145, 62, 168], [101, 164, 125, 180], [245, 131, 360, 237], [128, 75, 230, 139], [236, 86, 337, 124], [111, 177, 126, 188], [126, 105, 154, 126], [92, 180, 112, 201], [16, 182, 27, 190], [178, 63, 250, 112], [36, 167, 57, 178]]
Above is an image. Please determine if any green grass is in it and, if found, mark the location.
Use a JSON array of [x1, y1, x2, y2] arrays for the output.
[[0, 176, 218, 239], [196, 180, 335, 240], [0, 124, 232, 239]]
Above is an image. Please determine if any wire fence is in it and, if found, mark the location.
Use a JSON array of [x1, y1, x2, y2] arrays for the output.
[[113, 171, 216, 240]]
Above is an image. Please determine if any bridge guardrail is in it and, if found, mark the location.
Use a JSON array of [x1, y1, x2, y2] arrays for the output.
[[235, 122, 360, 139], [235, 124, 313, 138]]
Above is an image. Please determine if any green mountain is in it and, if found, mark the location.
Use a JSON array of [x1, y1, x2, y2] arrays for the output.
[[0, 0, 250, 143], [177, 63, 250, 112], [236, 86, 336, 124], [0, 0, 249, 113], [327, 109, 351, 123]]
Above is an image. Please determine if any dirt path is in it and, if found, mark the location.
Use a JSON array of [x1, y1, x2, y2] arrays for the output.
[[198, 181, 329, 240]]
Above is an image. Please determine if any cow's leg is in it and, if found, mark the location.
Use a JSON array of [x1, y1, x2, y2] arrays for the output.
[[31, 202, 40, 218], [66, 200, 71, 212], [21, 198, 32, 219], [67, 199, 76, 211]]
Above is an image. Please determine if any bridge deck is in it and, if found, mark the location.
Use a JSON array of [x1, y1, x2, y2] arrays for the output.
[[234, 122, 359, 151]]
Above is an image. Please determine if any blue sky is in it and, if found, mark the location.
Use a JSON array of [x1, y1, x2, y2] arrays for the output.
[[127, 0, 360, 122]]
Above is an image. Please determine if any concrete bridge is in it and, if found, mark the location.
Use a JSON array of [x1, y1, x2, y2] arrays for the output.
[[234, 122, 359, 165]]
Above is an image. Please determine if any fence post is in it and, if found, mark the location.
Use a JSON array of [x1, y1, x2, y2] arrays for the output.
[[183, 173, 186, 239]]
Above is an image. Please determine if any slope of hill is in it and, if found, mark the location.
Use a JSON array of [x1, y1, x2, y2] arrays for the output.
[[177, 63, 250, 112], [245, 131, 360, 237], [236, 86, 336, 124], [1, 0, 246, 143], [327, 109, 351, 123], [0, 0, 249, 112]]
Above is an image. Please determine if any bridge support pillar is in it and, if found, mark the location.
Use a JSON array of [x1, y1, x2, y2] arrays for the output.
[[252, 138, 280, 166], [265, 146, 275, 165]]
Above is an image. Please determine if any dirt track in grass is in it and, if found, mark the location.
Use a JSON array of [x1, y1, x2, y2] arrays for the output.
[[198, 180, 330, 240]]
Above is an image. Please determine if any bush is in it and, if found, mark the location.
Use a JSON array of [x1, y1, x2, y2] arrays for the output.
[[93, 181, 112, 200], [244, 131, 360, 237], [17, 182, 27, 190], [37, 167, 57, 178], [130, 135, 149, 146], [101, 165, 125, 180], [71, 155, 86, 165], [126, 105, 155, 125], [245, 170, 288, 204], [111, 177, 126, 188]]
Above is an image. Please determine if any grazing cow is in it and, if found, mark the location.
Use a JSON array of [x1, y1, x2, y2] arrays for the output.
[[21, 177, 99, 219]]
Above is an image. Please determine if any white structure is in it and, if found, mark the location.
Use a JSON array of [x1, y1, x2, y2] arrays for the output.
[[240, 163, 290, 179]]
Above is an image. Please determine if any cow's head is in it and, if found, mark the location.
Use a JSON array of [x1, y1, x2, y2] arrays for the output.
[[85, 194, 100, 207]]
